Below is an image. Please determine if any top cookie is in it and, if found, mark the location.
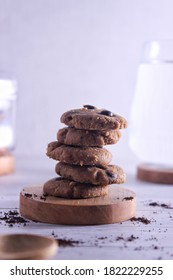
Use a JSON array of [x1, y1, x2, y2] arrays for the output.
[[60, 105, 128, 130]]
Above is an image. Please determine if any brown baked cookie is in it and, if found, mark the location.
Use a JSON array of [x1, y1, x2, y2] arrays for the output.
[[57, 127, 121, 147], [43, 177, 108, 199], [55, 162, 126, 185], [60, 105, 128, 130], [46, 141, 112, 166]]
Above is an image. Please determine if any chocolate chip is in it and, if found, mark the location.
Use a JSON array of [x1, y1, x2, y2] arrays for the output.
[[40, 195, 47, 201], [67, 116, 73, 121], [24, 193, 32, 198], [100, 110, 114, 116], [123, 196, 134, 201], [106, 171, 116, 178], [83, 105, 96, 109]]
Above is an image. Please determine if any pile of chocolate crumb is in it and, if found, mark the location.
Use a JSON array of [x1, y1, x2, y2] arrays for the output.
[[55, 239, 81, 247], [130, 217, 151, 224], [0, 210, 28, 227], [51, 231, 83, 247]]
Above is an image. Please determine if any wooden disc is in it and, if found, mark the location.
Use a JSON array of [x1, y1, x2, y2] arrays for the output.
[[20, 185, 136, 225], [0, 154, 15, 175], [0, 234, 58, 260], [137, 163, 173, 184]]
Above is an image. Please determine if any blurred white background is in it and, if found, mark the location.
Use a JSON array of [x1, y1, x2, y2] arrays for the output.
[[0, 0, 173, 162]]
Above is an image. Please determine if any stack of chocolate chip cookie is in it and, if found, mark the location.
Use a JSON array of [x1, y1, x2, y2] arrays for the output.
[[43, 105, 128, 199]]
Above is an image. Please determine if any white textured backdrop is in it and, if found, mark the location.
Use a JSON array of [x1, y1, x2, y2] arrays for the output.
[[0, 0, 173, 162]]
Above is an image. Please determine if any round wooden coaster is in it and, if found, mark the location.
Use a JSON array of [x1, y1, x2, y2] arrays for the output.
[[137, 163, 173, 184], [0, 154, 15, 175], [20, 185, 136, 225]]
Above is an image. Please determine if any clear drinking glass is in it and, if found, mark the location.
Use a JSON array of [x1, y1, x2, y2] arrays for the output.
[[129, 40, 173, 166], [0, 72, 17, 152]]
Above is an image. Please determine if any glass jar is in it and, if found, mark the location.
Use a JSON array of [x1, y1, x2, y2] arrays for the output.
[[129, 40, 173, 166], [0, 72, 17, 152]]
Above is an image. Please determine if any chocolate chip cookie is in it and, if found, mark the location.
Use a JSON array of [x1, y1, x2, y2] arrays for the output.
[[43, 105, 128, 201], [55, 162, 126, 185], [57, 127, 121, 147], [43, 177, 108, 199], [60, 105, 128, 130], [47, 141, 112, 166]]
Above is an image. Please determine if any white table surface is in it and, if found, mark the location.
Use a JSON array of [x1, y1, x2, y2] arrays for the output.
[[0, 155, 173, 260]]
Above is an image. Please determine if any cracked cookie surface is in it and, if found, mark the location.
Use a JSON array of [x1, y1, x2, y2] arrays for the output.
[[60, 106, 128, 130], [43, 177, 108, 199], [55, 162, 126, 185], [57, 127, 121, 147], [46, 141, 112, 166]]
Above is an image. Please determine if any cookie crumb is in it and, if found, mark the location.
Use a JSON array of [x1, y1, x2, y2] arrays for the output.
[[0, 210, 28, 226], [54, 238, 83, 247], [149, 202, 173, 209], [127, 235, 139, 242], [130, 217, 151, 224]]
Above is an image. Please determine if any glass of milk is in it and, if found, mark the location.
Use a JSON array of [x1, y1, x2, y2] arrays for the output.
[[0, 72, 17, 151], [129, 40, 173, 165]]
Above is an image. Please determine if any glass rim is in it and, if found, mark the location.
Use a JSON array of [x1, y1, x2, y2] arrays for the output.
[[0, 79, 17, 100], [141, 39, 173, 63]]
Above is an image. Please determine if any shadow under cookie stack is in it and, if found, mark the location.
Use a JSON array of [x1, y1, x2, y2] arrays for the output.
[[43, 105, 128, 199]]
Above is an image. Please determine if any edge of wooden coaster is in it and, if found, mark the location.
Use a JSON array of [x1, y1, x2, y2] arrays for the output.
[[137, 163, 173, 184], [0, 154, 15, 175], [20, 185, 136, 225]]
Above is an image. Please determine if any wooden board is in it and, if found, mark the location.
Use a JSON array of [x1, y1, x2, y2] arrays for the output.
[[20, 185, 136, 225], [137, 163, 173, 184], [0, 154, 15, 175]]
